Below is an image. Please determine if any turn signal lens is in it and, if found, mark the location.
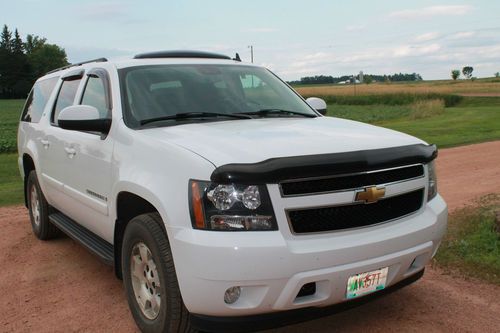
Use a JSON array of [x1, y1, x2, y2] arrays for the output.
[[427, 161, 438, 201], [191, 181, 205, 229]]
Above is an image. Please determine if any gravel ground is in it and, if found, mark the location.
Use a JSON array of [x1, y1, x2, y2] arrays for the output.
[[1, 141, 500, 333]]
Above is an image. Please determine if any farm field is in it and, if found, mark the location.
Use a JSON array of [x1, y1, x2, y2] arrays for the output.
[[328, 97, 500, 148], [294, 77, 500, 96]]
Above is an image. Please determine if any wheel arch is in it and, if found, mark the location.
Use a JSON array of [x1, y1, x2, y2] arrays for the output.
[[114, 191, 167, 279]]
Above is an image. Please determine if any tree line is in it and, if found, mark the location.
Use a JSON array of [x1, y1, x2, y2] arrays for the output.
[[288, 72, 423, 85], [0, 24, 68, 98]]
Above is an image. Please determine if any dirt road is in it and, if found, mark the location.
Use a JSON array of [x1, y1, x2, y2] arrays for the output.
[[1, 141, 500, 332]]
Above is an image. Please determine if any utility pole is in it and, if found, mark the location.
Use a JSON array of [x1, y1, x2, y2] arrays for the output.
[[248, 45, 254, 63]]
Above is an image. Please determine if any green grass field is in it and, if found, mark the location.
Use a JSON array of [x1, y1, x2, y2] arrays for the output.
[[327, 97, 500, 148], [435, 195, 500, 284], [0, 154, 23, 206], [0, 99, 23, 153]]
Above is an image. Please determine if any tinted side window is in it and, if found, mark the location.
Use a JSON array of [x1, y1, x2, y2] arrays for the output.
[[21, 77, 59, 123], [81, 76, 108, 118], [52, 78, 82, 124]]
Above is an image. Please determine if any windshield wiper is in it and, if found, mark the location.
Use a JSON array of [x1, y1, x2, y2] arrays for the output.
[[240, 109, 317, 118], [140, 112, 252, 126]]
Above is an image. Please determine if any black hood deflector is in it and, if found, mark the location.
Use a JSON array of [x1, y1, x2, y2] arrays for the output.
[[210, 144, 437, 184]]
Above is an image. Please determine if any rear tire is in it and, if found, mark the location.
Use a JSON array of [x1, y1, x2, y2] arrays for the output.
[[27, 170, 58, 240], [122, 213, 195, 333]]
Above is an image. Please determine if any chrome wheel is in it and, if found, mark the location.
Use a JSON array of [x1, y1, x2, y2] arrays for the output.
[[130, 242, 161, 320], [30, 185, 41, 227]]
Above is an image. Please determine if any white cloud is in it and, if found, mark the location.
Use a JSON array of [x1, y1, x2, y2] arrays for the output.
[[243, 28, 277, 33], [78, 2, 127, 20], [389, 5, 473, 19], [449, 31, 476, 40], [414, 32, 440, 42], [346, 25, 366, 32], [393, 43, 441, 57]]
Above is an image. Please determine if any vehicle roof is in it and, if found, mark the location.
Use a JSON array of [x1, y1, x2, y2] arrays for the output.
[[37, 51, 259, 82]]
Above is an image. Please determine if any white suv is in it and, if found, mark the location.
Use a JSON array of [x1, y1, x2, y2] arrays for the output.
[[18, 51, 447, 332]]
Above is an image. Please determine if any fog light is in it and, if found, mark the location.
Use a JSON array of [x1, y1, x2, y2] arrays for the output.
[[224, 286, 241, 304]]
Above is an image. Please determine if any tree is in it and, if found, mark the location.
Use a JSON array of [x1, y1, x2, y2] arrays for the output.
[[10, 29, 32, 97], [27, 43, 68, 79], [451, 69, 460, 80], [462, 66, 473, 79], [364, 75, 373, 84], [0, 24, 68, 98], [495, 72, 500, 78], [24, 34, 46, 54], [0, 24, 12, 50], [0, 25, 14, 97]]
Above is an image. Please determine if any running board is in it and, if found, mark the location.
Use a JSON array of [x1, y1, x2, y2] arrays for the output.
[[49, 212, 114, 266]]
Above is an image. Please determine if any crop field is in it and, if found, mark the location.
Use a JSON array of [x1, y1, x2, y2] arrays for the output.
[[0, 99, 22, 154], [294, 77, 500, 97]]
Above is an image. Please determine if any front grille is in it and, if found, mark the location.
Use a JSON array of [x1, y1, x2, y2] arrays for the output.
[[280, 165, 424, 197], [288, 189, 424, 234]]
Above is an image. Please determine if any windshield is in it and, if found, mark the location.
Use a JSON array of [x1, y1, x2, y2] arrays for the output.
[[119, 64, 316, 128]]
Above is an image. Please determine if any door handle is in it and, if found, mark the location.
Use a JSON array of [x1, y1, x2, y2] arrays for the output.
[[40, 139, 50, 148], [64, 147, 76, 158]]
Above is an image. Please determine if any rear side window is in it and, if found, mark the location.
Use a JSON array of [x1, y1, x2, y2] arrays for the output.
[[81, 76, 108, 118], [21, 77, 59, 123], [52, 78, 82, 124]]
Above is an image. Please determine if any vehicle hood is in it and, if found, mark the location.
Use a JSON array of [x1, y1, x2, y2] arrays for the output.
[[140, 117, 426, 167]]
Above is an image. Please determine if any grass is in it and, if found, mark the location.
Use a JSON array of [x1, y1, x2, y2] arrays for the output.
[[328, 97, 500, 148], [434, 194, 500, 285], [0, 99, 23, 153], [0, 154, 23, 206], [409, 99, 445, 120]]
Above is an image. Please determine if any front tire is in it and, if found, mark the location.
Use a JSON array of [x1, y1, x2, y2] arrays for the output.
[[27, 170, 58, 240], [122, 213, 194, 333]]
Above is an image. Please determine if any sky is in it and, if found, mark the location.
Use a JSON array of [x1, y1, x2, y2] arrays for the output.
[[1, 0, 499, 81]]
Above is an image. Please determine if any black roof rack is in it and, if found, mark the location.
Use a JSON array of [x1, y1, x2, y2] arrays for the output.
[[133, 50, 232, 60], [46, 57, 108, 75]]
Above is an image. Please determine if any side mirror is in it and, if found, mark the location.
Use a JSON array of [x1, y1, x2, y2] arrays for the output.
[[306, 97, 327, 115], [58, 105, 111, 134]]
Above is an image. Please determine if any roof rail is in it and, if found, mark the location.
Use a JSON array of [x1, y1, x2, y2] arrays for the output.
[[133, 50, 231, 60], [46, 57, 108, 75]]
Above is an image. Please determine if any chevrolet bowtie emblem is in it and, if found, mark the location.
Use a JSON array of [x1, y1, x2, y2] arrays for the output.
[[355, 186, 386, 204]]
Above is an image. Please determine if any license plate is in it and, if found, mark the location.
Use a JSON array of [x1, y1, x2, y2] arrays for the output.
[[346, 267, 388, 299]]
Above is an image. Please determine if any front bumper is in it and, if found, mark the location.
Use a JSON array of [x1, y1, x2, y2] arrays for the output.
[[190, 268, 425, 333], [170, 194, 447, 317]]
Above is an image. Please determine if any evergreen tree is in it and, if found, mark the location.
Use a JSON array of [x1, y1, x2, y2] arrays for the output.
[[0, 24, 12, 51], [12, 29, 24, 54], [0, 25, 13, 97]]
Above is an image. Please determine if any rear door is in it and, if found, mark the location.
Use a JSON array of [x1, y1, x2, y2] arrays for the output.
[[37, 71, 83, 205]]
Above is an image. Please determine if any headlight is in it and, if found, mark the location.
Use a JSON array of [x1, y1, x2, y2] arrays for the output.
[[427, 161, 438, 201], [189, 180, 276, 231]]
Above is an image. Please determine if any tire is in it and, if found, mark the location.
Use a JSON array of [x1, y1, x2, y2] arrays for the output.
[[27, 170, 58, 240], [122, 213, 195, 333]]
